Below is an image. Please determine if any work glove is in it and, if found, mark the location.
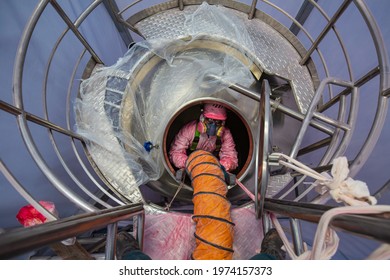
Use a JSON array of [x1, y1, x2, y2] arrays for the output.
[[175, 168, 185, 182], [221, 165, 236, 186]]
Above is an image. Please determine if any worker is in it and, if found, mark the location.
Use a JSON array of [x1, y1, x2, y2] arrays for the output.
[[250, 228, 286, 260], [116, 231, 151, 260], [169, 103, 238, 181], [116, 228, 286, 260]]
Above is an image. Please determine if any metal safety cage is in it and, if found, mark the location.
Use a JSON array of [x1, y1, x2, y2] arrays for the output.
[[1, 0, 389, 259]]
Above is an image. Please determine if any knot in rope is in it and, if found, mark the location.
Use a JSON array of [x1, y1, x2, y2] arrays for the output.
[[312, 157, 377, 206], [273, 153, 377, 206]]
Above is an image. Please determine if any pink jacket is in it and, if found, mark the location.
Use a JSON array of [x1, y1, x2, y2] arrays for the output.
[[169, 120, 238, 172]]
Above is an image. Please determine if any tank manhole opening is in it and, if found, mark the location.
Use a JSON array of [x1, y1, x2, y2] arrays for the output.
[[163, 100, 253, 180]]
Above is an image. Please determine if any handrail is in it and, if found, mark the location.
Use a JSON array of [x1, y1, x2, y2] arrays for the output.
[[0, 203, 144, 259], [255, 80, 271, 219], [265, 198, 390, 244], [228, 83, 334, 135], [289, 77, 355, 159]]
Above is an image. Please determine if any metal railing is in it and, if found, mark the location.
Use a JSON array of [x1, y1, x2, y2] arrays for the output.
[[0, 203, 144, 259], [264, 198, 390, 244]]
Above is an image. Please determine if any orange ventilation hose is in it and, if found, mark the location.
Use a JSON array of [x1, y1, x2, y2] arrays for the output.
[[186, 150, 234, 260]]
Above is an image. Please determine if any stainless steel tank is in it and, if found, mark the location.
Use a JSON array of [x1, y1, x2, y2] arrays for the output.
[[76, 3, 316, 204]]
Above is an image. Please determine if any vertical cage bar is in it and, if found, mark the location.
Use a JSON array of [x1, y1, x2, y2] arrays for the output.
[[300, 0, 353, 65], [49, 0, 104, 64], [105, 223, 118, 259], [248, 0, 258, 19]]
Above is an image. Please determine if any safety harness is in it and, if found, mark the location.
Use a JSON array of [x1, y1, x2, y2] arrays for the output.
[[189, 129, 222, 156]]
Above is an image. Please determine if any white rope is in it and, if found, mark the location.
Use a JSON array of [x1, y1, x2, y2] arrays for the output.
[[272, 153, 377, 206], [279, 160, 325, 181], [366, 244, 390, 260], [236, 179, 256, 201], [311, 205, 390, 259], [270, 205, 390, 260], [266, 153, 386, 259]]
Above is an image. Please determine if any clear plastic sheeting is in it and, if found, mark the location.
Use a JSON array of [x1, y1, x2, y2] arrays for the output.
[[135, 4, 316, 114], [75, 3, 256, 200]]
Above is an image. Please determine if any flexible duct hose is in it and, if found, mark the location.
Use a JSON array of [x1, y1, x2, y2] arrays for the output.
[[186, 150, 234, 260]]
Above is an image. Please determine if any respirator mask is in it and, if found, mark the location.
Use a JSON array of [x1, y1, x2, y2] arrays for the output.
[[205, 118, 224, 137]]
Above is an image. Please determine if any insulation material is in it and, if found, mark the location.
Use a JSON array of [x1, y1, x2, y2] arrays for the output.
[[74, 3, 255, 196], [143, 210, 196, 260], [143, 204, 263, 260]]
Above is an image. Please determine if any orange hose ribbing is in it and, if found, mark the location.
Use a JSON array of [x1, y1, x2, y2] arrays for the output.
[[186, 150, 234, 260]]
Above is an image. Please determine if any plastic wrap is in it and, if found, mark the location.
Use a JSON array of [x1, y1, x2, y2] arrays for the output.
[[75, 3, 256, 196]]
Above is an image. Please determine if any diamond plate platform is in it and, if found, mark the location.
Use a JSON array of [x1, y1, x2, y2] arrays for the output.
[[135, 6, 315, 114]]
